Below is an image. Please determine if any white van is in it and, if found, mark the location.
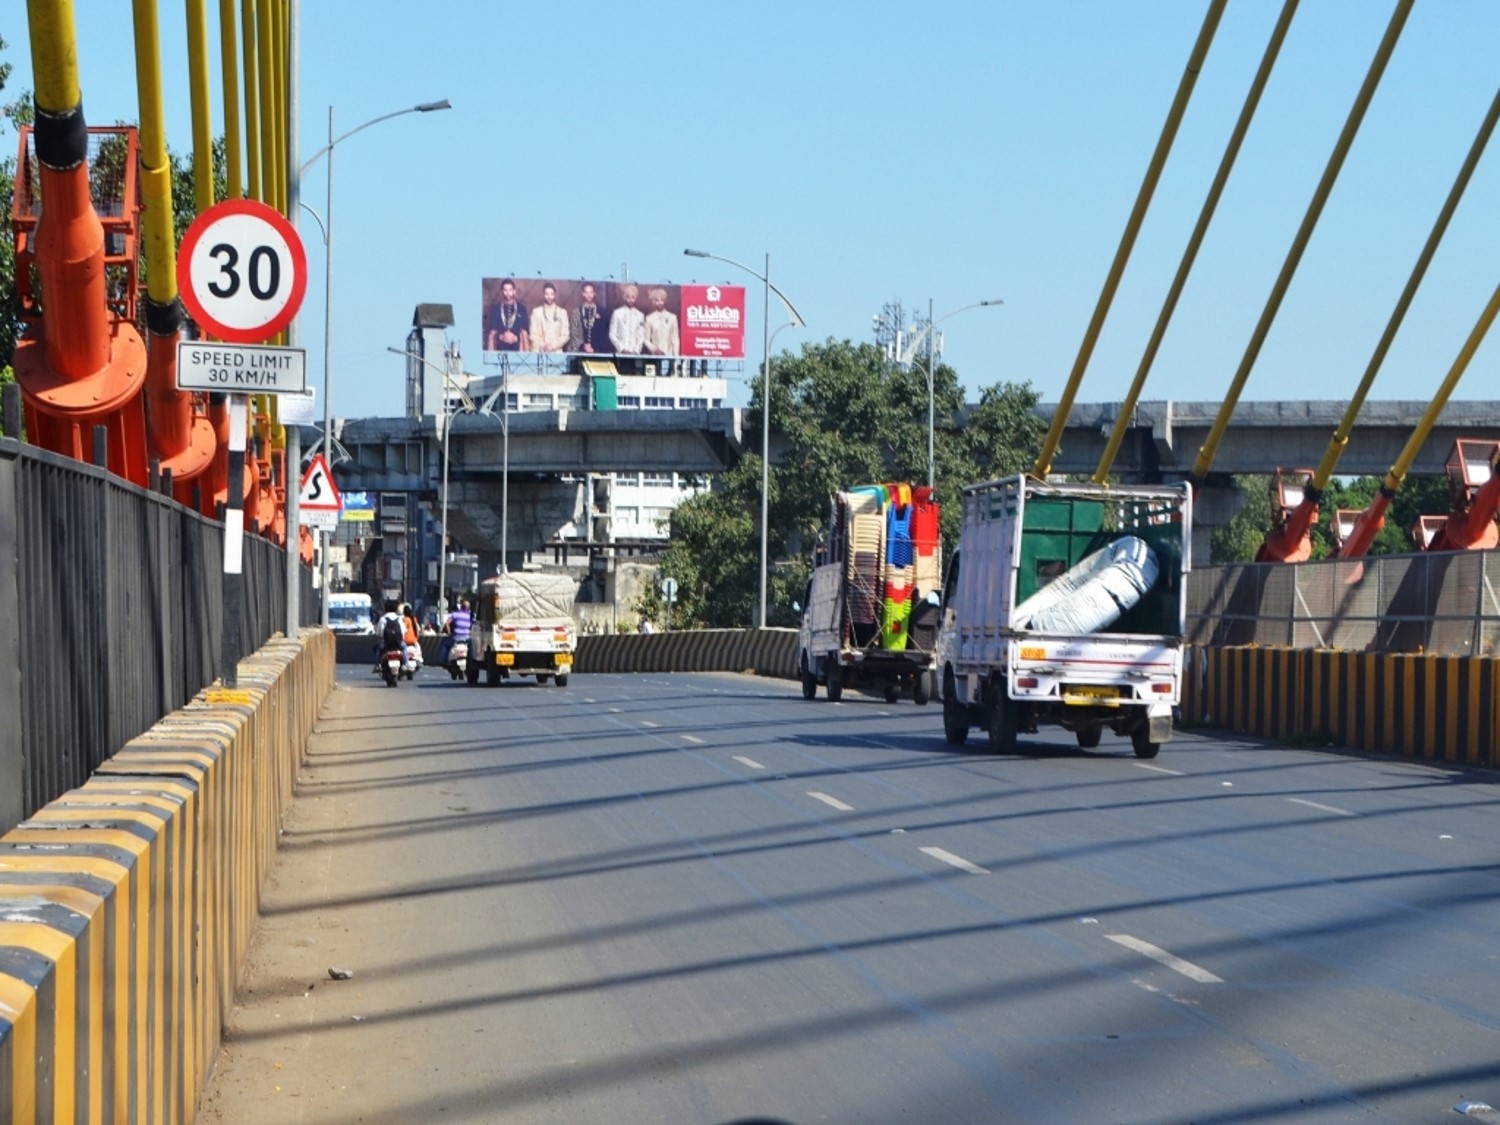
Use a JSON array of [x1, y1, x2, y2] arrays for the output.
[[327, 592, 375, 635]]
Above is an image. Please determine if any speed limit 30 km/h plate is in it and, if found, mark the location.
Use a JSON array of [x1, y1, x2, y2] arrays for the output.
[[177, 198, 308, 343]]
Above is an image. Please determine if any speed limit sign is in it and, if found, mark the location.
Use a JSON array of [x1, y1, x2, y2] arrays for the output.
[[177, 198, 307, 343]]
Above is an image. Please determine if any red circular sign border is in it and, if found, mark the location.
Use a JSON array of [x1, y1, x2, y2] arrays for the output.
[[177, 197, 308, 343]]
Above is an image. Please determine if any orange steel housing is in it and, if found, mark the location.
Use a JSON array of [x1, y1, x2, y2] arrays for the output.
[[1424, 440, 1500, 552], [1255, 467, 1319, 563], [11, 125, 149, 484]]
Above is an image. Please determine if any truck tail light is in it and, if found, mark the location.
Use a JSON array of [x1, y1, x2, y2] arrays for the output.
[[1016, 676, 1039, 689]]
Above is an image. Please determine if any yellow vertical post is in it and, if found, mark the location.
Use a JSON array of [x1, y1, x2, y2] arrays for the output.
[[219, 0, 243, 198], [241, 0, 261, 201]]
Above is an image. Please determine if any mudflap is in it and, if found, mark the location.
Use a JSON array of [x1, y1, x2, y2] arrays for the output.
[[1147, 701, 1174, 744]]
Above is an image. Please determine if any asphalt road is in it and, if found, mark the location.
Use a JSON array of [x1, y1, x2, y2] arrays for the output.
[[197, 667, 1500, 1124]]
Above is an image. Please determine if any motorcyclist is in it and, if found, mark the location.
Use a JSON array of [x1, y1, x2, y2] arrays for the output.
[[439, 598, 473, 666], [374, 599, 411, 669], [401, 604, 423, 672]]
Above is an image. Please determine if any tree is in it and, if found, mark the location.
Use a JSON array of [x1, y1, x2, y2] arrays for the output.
[[641, 338, 1046, 628], [1, 34, 34, 379]]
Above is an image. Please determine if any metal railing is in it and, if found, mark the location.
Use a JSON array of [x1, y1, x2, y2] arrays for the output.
[[0, 432, 315, 832], [1187, 549, 1500, 656]]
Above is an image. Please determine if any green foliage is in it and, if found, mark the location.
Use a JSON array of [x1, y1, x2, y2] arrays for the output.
[[170, 137, 229, 245], [638, 337, 1046, 628], [0, 35, 34, 373]]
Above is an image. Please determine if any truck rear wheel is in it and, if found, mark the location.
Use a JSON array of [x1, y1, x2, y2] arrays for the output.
[[554, 673, 569, 687], [1076, 726, 1102, 750], [913, 671, 932, 706], [826, 672, 843, 703], [884, 683, 900, 703], [987, 682, 1019, 753], [801, 656, 817, 700], [942, 670, 969, 746], [1131, 725, 1161, 759]]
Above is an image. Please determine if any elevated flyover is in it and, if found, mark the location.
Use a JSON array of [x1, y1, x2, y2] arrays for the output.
[[331, 400, 1500, 563], [336, 399, 1500, 488]]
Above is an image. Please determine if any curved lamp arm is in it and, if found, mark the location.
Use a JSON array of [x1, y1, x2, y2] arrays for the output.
[[300, 99, 451, 176], [684, 248, 808, 327]]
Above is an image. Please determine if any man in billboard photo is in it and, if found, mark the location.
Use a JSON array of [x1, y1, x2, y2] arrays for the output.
[[529, 282, 570, 353], [643, 287, 681, 371], [485, 278, 529, 351], [568, 282, 611, 353], [609, 283, 646, 355]]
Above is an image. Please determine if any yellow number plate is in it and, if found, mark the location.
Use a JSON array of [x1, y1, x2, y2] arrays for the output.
[[555, 656, 572, 668], [1019, 646, 1046, 660], [496, 653, 515, 666], [1064, 685, 1119, 703]]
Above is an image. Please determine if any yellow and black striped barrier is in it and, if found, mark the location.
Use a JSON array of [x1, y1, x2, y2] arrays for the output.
[[0, 629, 334, 1124], [1182, 644, 1496, 766]]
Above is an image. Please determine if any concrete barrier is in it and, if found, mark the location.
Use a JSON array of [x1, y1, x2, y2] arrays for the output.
[[0, 628, 335, 1123], [336, 627, 799, 679], [575, 628, 797, 677], [1182, 644, 1498, 766]]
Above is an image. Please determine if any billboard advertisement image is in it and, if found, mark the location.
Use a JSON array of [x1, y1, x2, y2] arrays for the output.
[[481, 278, 746, 360]]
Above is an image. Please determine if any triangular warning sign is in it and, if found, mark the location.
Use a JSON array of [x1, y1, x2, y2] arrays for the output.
[[299, 453, 343, 511]]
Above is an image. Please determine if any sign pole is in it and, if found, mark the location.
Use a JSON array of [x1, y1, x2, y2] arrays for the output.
[[178, 197, 309, 679], [222, 396, 249, 687]]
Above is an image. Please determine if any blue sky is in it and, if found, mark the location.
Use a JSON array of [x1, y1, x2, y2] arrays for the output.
[[9, 1, 1500, 422]]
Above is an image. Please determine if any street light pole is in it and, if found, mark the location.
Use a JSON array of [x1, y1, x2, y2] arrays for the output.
[[301, 98, 450, 625], [907, 298, 1005, 490], [683, 248, 805, 628], [927, 297, 935, 489]]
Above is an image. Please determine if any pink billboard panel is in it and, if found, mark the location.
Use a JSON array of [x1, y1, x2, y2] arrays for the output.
[[481, 278, 746, 360], [681, 284, 747, 359]]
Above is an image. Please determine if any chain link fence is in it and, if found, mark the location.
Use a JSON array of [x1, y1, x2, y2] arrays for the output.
[[1187, 550, 1500, 656]]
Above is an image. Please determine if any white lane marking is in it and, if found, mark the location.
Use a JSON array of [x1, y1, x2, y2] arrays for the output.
[[681, 734, 706, 745], [608, 707, 621, 713], [919, 847, 990, 875], [1106, 934, 1223, 983], [1134, 763, 1183, 776], [807, 791, 854, 812], [733, 756, 766, 770], [641, 720, 659, 728], [1287, 797, 1354, 816]]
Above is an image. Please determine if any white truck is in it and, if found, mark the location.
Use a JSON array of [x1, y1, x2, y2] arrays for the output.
[[467, 572, 577, 687], [936, 476, 1191, 758], [797, 484, 943, 704]]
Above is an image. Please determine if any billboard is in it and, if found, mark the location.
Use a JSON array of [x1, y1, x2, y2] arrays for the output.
[[481, 278, 746, 360]]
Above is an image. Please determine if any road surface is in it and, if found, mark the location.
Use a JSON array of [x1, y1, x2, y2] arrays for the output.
[[197, 667, 1500, 1123]]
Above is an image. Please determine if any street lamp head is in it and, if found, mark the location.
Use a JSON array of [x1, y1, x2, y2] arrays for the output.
[[416, 99, 452, 112], [683, 248, 710, 258], [980, 298, 1005, 307]]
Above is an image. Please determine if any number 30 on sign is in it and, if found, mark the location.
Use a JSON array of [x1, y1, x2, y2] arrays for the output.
[[177, 198, 308, 343]]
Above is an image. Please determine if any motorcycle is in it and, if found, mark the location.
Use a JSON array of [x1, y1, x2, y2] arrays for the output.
[[444, 640, 468, 681], [379, 645, 404, 687]]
